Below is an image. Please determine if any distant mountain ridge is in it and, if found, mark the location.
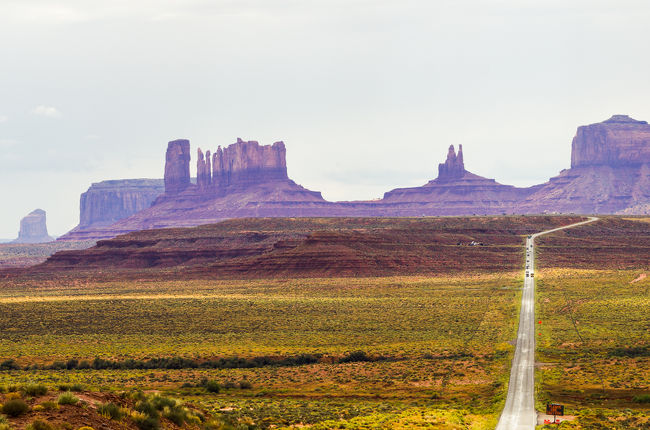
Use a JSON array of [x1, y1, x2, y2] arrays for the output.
[[59, 115, 650, 241]]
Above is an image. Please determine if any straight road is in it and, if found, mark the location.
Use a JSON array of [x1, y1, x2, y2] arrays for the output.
[[495, 217, 598, 430]]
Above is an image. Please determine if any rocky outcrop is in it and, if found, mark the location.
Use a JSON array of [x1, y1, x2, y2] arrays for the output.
[[212, 139, 288, 188], [437, 144, 465, 181], [13, 209, 53, 243], [60, 115, 650, 241], [164, 139, 191, 194], [517, 115, 650, 214], [571, 115, 650, 168], [58, 179, 165, 241], [381, 145, 536, 214]]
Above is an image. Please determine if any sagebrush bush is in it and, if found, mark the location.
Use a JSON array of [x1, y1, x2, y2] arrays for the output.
[[57, 392, 79, 405], [26, 420, 53, 430], [58, 383, 83, 392], [97, 402, 123, 420], [131, 412, 159, 430], [633, 394, 650, 403], [22, 383, 48, 396], [39, 401, 58, 411], [204, 380, 221, 393], [2, 398, 29, 417]]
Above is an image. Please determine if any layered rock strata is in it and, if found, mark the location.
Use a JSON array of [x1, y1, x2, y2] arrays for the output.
[[60, 179, 165, 241], [381, 145, 536, 215], [60, 114, 650, 241], [164, 139, 191, 194], [13, 209, 53, 243]]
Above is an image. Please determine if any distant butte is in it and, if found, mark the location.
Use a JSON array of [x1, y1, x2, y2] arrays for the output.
[[13, 209, 54, 243], [58, 115, 650, 241]]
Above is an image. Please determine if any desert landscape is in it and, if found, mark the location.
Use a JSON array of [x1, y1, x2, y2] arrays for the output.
[[1, 2, 649, 430]]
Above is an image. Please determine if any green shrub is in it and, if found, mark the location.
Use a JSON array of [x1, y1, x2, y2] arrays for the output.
[[22, 383, 48, 396], [204, 380, 221, 393], [131, 413, 160, 430], [238, 380, 252, 389], [135, 400, 159, 419], [39, 401, 58, 411], [0, 360, 20, 371], [57, 392, 79, 405], [150, 395, 176, 410], [2, 398, 29, 417], [339, 351, 372, 363], [162, 406, 187, 426], [98, 402, 123, 420], [26, 420, 53, 430], [633, 393, 650, 403], [58, 383, 83, 392]]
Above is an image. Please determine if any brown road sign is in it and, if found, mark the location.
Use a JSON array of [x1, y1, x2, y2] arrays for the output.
[[546, 403, 564, 416]]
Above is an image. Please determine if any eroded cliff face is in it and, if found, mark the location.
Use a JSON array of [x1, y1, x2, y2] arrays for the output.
[[60, 115, 650, 241], [13, 209, 53, 243], [58, 179, 165, 241], [164, 139, 191, 194], [79, 179, 165, 227], [437, 144, 466, 181], [571, 115, 650, 168], [177, 138, 289, 197]]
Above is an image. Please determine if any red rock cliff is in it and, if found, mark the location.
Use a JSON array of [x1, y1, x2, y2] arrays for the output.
[[571, 115, 650, 168], [437, 144, 465, 181], [212, 138, 288, 188], [13, 209, 53, 243], [164, 139, 191, 194]]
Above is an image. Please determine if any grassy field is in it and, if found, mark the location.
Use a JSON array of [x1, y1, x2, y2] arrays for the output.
[[0, 274, 521, 429], [535, 217, 650, 429]]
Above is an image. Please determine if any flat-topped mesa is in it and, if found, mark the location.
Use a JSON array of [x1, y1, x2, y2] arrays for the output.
[[571, 115, 650, 168], [212, 138, 288, 188], [164, 139, 191, 194], [436, 144, 466, 182]]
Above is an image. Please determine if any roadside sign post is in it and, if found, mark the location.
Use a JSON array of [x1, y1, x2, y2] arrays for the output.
[[546, 403, 564, 424]]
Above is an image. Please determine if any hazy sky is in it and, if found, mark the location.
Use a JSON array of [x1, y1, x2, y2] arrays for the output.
[[2, 0, 650, 237]]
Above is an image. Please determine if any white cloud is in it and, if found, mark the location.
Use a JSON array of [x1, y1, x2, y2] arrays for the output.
[[0, 115, 7, 123], [31, 105, 62, 118]]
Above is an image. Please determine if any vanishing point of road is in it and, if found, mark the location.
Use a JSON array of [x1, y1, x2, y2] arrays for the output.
[[495, 217, 598, 430]]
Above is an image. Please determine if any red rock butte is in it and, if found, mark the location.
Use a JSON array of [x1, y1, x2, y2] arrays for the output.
[[58, 115, 650, 241]]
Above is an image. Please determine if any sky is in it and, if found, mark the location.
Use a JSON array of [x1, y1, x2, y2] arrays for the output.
[[1, 0, 650, 237]]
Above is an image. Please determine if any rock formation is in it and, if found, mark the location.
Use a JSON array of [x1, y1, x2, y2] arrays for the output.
[[517, 115, 650, 214], [571, 115, 650, 168], [164, 139, 191, 194], [381, 145, 535, 214], [437, 144, 465, 181], [59, 179, 165, 241], [13, 209, 53, 243], [212, 139, 288, 187], [59, 114, 650, 241]]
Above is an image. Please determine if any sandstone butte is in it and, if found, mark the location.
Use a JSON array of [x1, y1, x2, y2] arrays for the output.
[[58, 115, 650, 241], [12, 209, 54, 243]]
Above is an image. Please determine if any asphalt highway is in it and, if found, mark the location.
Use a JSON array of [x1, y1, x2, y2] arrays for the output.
[[495, 217, 598, 430]]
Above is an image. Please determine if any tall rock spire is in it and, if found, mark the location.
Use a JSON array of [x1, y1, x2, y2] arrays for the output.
[[164, 139, 191, 194], [437, 145, 465, 181]]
